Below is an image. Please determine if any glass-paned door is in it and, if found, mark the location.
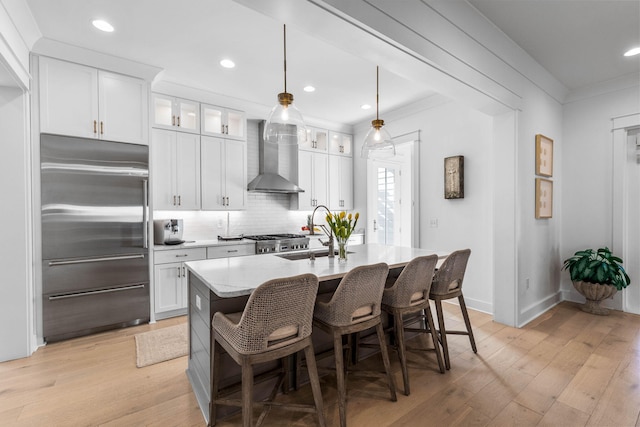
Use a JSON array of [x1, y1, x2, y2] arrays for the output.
[[376, 166, 396, 245]]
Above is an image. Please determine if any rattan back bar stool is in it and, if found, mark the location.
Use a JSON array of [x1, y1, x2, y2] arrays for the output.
[[381, 254, 445, 395], [429, 249, 476, 370], [210, 273, 325, 427], [312, 262, 397, 427]]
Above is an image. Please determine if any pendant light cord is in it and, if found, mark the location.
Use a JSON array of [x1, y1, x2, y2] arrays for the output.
[[376, 65, 379, 121], [283, 24, 287, 93]]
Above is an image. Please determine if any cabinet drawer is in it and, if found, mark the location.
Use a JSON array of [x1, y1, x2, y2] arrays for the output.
[[207, 244, 254, 259], [154, 248, 206, 264]]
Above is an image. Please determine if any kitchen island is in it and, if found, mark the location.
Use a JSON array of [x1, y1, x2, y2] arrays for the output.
[[185, 243, 447, 424]]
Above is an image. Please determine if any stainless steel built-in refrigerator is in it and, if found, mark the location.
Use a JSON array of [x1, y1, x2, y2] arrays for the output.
[[41, 134, 150, 342]]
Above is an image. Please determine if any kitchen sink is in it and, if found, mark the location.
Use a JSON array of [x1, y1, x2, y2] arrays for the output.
[[276, 249, 351, 261]]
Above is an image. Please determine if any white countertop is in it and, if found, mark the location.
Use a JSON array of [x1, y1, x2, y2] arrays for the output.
[[185, 244, 448, 298], [154, 238, 254, 251]]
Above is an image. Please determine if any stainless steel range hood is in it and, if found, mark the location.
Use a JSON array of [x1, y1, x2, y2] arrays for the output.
[[247, 121, 304, 194]]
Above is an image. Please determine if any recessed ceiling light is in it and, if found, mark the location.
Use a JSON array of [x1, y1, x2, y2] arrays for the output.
[[624, 47, 640, 57], [220, 59, 235, 69], [92, 19, 114, 33], [361, 104, 372, 110], [303, 86, 316, 92]]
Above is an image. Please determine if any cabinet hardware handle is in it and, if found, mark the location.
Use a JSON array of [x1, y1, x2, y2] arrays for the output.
[[178, 195, 181, 206], [175, 254, 189, 257], [173, 195, 177, 206], [177, 266, 181, 278], [48, 284, 145, 300], [93, 120, 97, 134], [225, 124, 229, 134], [172, 115, 176, 126], [226, 196, 230, 206], [100, 121, 104, 135], [227, 249, 238, 253], [182, 266, 186, 276], [177, 116, 181, 127], [373, 219, 378, 231]]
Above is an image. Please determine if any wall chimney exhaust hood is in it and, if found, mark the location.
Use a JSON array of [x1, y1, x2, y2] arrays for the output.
[[247, 121, 304, 194]]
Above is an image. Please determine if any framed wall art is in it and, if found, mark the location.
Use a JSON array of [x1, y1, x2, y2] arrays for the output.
[[535, 178, 553, 219], [444, 155, 464, 199], [535, 134, 553, 177]]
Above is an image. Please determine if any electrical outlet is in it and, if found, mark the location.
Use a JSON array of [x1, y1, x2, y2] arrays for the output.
[[217, 219, 223, 228], [429, 218, 438, 228]]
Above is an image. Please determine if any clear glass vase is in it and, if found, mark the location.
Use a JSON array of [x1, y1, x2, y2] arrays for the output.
[[336, 236, 348, 263]]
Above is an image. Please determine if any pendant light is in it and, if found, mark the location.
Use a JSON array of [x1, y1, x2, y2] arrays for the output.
[[263, 24, 307, 145], [361, 66, 395, 159]]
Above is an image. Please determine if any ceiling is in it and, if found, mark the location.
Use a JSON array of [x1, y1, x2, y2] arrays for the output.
[[24, 0, 640, 126]]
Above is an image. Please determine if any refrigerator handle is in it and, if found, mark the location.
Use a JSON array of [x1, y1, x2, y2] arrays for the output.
[[143, 179, 149, 249]]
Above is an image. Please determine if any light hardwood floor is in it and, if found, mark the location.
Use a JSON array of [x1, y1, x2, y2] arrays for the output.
[[1, 301, 639, 426]]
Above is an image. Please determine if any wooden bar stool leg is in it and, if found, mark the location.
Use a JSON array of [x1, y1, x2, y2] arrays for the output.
[[434, 298, 451, 370], [459, 295, 477, 353], [333, 332, 348, 427], [303, 344, 327, 427], [241, 360, 253, 427], [394, 312, 410, 395], [425, 306, 445, 373], [375, 322, 397, 402]]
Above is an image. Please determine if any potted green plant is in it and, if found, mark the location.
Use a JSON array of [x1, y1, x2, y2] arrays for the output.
[[562, 247, 631, 315]]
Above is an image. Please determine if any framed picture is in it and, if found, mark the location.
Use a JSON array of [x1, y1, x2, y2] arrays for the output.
[[535, 178, 553, 218], [444, 155, 464, 199], [535, 134, 553, 177]]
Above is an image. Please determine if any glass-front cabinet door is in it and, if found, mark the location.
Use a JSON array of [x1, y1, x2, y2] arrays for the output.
[[201, 104, 245, 140], [152, 94, 199, 134], [329, 131, 353, 156]]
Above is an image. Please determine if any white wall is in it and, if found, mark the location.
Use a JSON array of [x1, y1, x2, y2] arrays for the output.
[[354, 97, 494, 314], [562, 85, 640, 309], [0, 86, 32, 361], [515, 83, 564, 325]]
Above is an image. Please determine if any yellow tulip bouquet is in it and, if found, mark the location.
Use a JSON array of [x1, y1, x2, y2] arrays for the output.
[[326, 211, 359, 261]]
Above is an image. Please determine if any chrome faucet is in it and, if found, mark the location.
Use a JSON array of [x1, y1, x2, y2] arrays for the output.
[[310, 204, 334, 258]]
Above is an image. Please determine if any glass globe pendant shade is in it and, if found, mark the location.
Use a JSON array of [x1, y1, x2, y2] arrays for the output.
[[263, 92, 307, 145], [361, 66, 395, 159], [361, 119, 395, 159]]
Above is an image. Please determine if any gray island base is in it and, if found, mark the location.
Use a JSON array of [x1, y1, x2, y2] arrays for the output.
[[185, 243, 447, 424]]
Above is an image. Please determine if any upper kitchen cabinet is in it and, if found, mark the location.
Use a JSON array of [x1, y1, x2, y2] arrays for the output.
[[152, 93, 200, 134], [295, 150, 328, 210], [201, 104, 245, 140], [299, 127, 328, 152], [328, 155, 353, 210], [201, 135, 247, 210], [39, 56, 148, 145], [329, 131, 353, 157], [151, 128, 201, 210]]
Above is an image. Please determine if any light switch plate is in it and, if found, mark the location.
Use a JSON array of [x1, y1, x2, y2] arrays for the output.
[[195, 294, 201, 310]]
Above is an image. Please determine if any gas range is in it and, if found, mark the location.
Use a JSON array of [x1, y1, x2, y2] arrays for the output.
[[244, 234, 310, 254]]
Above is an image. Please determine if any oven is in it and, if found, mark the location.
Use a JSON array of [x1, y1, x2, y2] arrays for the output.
[[244, 234, 310, 254]]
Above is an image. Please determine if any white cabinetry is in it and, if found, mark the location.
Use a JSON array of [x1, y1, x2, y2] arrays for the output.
[[201, 104, 245, 140], [328, 155, 353, 210], [329, 131, 353, 156], [39, 56, 148, 144], [153, 248, 206, 317], [297, 150, 328, 209], [152, 129, 201, 210], [152, 94, 200, 134], [201, 135, 247, 210], [300, 127, 328, 152]]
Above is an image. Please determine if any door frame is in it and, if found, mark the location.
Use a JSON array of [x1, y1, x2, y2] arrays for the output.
[[612, 113, 640, 315]]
